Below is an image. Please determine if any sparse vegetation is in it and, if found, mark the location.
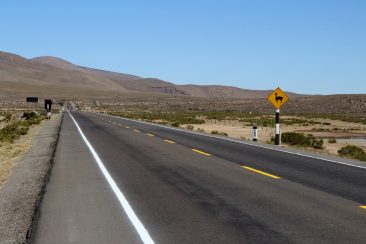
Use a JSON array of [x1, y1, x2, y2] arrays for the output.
[[106, 110, 366, 157], [0, 112, 13, 122], [281, 132, 324, 149], [171, 121, 180, 127], [338, 145, 366, 161], [186, 125, 194, 130], [328, 138, 337, 143], [211, 131, 228, 136], [0, 112, 46, 143]]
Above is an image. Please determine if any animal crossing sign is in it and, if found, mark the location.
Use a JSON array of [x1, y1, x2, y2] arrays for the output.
[[267, 87, 289, 109]]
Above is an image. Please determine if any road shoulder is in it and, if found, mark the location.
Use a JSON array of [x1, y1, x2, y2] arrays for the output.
[[30, 113, 141, 244], [0, 114, 63, 243]]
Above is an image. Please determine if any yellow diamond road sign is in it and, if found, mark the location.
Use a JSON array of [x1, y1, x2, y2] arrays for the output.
[[267, 87, 289, 109]]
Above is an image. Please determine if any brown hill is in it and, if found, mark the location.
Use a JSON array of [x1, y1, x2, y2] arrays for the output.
[[0, 51, 298, 98]]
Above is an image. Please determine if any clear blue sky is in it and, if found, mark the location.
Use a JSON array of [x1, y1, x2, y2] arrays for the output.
[[1, 0, 365, 94]]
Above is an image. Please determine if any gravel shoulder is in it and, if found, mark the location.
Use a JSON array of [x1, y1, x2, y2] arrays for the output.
[[0, 113, 63, 244]]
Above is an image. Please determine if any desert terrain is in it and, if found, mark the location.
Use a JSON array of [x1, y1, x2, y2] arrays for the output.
[[1, 50, 365, 162]]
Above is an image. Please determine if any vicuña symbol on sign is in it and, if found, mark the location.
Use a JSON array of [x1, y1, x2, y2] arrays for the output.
[[275, 93, 283, 103]]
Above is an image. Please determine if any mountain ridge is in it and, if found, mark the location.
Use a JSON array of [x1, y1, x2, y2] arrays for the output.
[[0, 51, 299, 98]]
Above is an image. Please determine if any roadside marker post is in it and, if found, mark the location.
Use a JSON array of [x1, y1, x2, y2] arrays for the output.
[[45, 99, 52, 119], [267, 87, 289, 146], [275, 109, 280, 145], [252, 124, 258, 142]]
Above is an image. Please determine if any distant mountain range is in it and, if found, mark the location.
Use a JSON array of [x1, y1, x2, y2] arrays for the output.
[[0, 51, 299, 98]]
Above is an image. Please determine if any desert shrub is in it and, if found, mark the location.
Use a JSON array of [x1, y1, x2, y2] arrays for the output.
[[338, 145, 366, 161], [197, 128, 205, 132], [0, 113, 45, 143], [281, 132, 324, 149], [19, 127, 29, 135], [322, 122, 331, 126], [312, 139, 324, 149], [22, 111, 38, 120], [171, 121, 180, 127], [211, 131, 228, 136], [328, 138, 337, 143], [186, 125, 194, 130], [0, 112, 13, 122]]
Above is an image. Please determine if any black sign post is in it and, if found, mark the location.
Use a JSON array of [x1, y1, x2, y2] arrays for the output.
[[45, 99, 52, 119], [45, 99, 52, 112]]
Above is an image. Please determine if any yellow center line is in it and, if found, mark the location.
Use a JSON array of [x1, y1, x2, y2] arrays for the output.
[[164, 140, 175, 144], [360, 206, 366, 210], [125, 126, 130, 129], [192, 149, 211, 156], [112, 122, 117, 124], [242, 166, 281, 179], [146, 133, 154, 137], [133, 129, 141, 132], [118, 124, 123, 126]]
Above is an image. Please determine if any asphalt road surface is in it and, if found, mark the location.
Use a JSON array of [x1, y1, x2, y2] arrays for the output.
[[32, 111, 366, 244]]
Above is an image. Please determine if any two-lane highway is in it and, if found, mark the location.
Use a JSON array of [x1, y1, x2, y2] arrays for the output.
[[32, 111, 366, 243]]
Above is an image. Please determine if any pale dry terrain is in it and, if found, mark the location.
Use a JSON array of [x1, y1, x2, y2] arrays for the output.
[[0, 112, 50, 185], [182, 116, 366, 157]]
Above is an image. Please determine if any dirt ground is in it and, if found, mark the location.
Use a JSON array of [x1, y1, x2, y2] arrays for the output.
[[183, 116, 366, 157]]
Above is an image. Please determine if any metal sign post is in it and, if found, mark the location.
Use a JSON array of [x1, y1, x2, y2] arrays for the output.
[[267, 87, 289, 146], [275, 109, 280, 145], [252, 124, 258, 142], [45, 99, 52, 119]]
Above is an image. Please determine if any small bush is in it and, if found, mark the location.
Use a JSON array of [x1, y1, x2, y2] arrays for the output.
[[328, 138, 337, 143], [171, 121, 180, 127], [211, 131, 228, 136], [338, 145, 366, 161], [22, 111, 38, 120], [186, 125, 194, 130], [281, 132, 324, 149], [312, 139, 324, 149], [322, 122, 331, 126], [0, 112, 13, 122], [197, 128, 205, 132], [19, 127, 29, 135]]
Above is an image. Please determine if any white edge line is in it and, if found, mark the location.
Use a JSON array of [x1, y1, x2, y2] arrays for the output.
[[96, 112, 366, 170], [68, 111, 155, 244]]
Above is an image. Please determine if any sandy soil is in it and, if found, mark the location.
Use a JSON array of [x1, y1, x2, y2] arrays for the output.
[[183, 116, 366, 158]]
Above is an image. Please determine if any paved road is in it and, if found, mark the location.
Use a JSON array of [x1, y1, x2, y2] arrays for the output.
[[32, 111, 366, 244]]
